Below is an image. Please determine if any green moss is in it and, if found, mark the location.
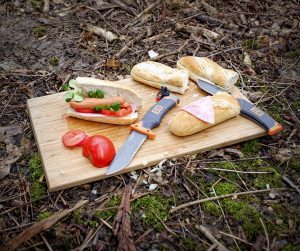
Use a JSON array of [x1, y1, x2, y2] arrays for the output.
[[36, 211, 53, 221], [241, 139, 261, 156], [73, 209, 84, 224], [30, 181, 46, 200], [254, 168, 282, 189], [32, 25, 47, 38], [286, 48, 300, 58], [31, 0, 42, 10], [223, 199, 261, 241], [122, 64, 134, 75], [242, 39, 260, 50], [268, 104, 284, 124], [29, 154, 46, 199], [87, 220, 98, 229], [182, 237, 197, 251], [132, 194, 173, 231], [282, 244, 300, 251], [159, 245, 172, 251], [95, 194, 121, 219], [202, 201, 221, 216], [49, 56, 59, 66], [289, 157, 300, 171], [214, 182, 238, 195]]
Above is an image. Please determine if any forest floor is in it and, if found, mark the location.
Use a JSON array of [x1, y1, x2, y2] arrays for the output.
[[0, 0, 299, 250]]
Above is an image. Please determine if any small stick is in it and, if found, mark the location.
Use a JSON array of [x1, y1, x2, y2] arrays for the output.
[[170, 189, 283, 213], [207, 243, 218, 251], [115, 31, 147, 58], [40, 234, 53, 251], [43, 0, 50, 13], [112, 0, 136, 16], [282, 176, 300, 194], [1, 200, 88, 251], [260, 218, 270, 251], [219, 231, 254, 246], [208, 47, 242, 57], [100, 218, 112, 230], [152, 211, 177, 237], [202, 167, 273, 174], [196, 225, 229, 251]]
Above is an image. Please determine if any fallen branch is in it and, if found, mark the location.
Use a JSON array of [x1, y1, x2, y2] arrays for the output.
[[170, 188, 283, 213], [112, 184, 136, 251], [282, 175, 300, 194], [196, 225, 229, 251], [1, 200, 88, 251]]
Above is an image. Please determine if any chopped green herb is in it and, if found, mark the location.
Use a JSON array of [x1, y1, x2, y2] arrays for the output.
[[64, 92, 74, 102], [63, 79, 85, 102], [73, 93, 84, 102], [96, 89, 104, 98], [110, 102, 121, 111], [88, 91, 96, 98]]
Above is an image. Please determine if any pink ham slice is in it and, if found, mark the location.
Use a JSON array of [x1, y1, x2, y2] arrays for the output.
[[181, 96, 215, 124]]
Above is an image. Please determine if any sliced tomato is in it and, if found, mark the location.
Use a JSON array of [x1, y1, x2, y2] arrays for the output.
[[75, 108, 98, 113], [62, 130, 88, 147], [99, 103, 132, 117]]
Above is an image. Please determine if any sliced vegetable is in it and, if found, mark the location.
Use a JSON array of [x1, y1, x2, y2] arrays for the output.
[[99, 103, 132, 117], [75, 108, 97, 113], [82, 135, 116, 168], [62, 130, 88, 147]]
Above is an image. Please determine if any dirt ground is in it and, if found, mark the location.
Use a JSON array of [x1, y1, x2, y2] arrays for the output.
[[0, 0, 299, 250]]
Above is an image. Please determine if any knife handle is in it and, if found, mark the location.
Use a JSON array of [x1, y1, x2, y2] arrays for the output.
[[142, 94, 179, 129], [237, 98, 283, 135]]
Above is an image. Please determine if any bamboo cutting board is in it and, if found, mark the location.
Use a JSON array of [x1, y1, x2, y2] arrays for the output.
[[27, 78, 266, 191]]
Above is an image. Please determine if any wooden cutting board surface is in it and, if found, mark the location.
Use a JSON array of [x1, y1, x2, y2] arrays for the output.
[[27, 78, 266, 191]]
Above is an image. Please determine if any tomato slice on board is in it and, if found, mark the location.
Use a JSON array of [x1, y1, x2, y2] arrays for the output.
[[99, 103, 132, 117], [62, 130, 88, 147], [75, 108, 97, 113]]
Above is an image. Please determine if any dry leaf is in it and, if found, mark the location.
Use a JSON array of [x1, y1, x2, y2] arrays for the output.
[[0, 144, 22, 179]]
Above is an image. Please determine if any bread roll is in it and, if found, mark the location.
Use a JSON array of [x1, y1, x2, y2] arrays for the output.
[[169, 92, 240, 136], [177, 56, 239, 89], [131, 61, 189, 94]]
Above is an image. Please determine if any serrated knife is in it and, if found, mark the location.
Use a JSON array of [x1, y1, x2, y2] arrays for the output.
[[106, 94, 179, 175], [197, 79, 282, 135]]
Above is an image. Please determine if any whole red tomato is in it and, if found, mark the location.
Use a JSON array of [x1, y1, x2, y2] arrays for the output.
[[82, 135, 115, 168]]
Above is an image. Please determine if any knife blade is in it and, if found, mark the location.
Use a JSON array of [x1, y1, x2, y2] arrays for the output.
[[106, 94, 179, 175], [197, 79, 282, 136]]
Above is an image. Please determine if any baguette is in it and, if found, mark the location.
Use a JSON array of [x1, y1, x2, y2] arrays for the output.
[[131, 61, 189, 94], [169, 92, 241, 136], [177, 56, 239, 89], [65, 77, 142, 125]]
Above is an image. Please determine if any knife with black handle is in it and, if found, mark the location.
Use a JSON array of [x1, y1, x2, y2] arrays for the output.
[[106, 94, 179, 175], [197, 79, 283, 135]]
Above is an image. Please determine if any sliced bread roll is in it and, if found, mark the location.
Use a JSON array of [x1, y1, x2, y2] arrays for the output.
[[76, 77, 143, 109], [65, 108, 138, 125], [169, 92, 241, 136], [131, 61, 189, 94], [177, 56, 239, 90]]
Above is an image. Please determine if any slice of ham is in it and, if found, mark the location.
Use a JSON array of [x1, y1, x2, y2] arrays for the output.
[[181, 96, 215, 124]]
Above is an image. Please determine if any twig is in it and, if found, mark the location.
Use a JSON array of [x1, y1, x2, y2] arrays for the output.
[[40, 234, 53, 251], [152, 211, 177, 237], [151, 39, 190, 61], [134, 228, 153, 244], [282, 176, 300, 194], [115, 31, 147, 58], [170, 188, 283, 213], [208, 47, 242, 57], [0, 222, 35, 233], [219, 231, 254, 246], [207, 243, 218, 251], [202, 167, 273, 174], [1, 200, 88, 251], [260, 218, 270, 251], [43, 0, 50, 13], [112, 0, 136, 16], [196, 225, 229, 251], [124, 0, 161, 29], [100, 218, 112, 230]]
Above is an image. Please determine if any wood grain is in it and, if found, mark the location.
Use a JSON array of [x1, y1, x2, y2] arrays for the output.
[[27, 78, 266, 191]]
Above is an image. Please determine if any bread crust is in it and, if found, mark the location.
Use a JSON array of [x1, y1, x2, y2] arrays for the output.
[[131, 61, 189, 94], [66, 109, 138, 125], [76, 77, 143, 109], [177, 56, 239, 89], [169, 92, 240, 136]]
